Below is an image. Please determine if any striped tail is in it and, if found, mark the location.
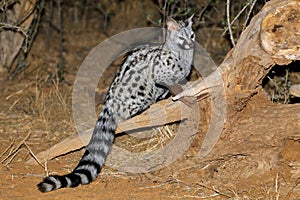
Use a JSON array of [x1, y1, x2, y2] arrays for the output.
[[38, 105, 116, 192]]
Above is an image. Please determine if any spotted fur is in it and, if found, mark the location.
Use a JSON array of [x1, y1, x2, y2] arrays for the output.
[[38, 16, 195, 192]]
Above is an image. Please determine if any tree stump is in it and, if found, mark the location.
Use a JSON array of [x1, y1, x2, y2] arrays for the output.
[[174, 0, 300, 183]]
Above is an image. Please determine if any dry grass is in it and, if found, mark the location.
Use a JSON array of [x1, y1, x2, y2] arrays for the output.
[[263, 62, 300, 104], [114, 123, 179, 154]]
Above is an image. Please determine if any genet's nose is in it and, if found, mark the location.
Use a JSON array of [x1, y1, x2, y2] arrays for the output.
[[184, 40, 194, 49]]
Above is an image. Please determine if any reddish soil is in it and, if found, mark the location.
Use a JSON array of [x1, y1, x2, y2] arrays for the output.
[[0, 1, 299, 199]]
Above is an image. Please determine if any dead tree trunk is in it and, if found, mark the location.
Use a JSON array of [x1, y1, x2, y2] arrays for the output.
[[29, 0, 300, 180], [0, 0, 40, 80], [175, 0, 300, 176]]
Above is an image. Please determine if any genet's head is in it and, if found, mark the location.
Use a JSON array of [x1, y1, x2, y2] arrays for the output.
[[166, 15, 195, 50]]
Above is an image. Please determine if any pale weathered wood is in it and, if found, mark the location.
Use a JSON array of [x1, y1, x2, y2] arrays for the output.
[[290, 84, 300, 97], [27, 98, 192, 164], [188, 0, 300, 176]]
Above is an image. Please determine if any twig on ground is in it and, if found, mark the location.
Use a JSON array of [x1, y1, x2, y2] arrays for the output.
[[0, 132, 31, 165], [8, 97, 21, 111], [44, 160, 49, 176], [0, 139, 15, 161], [166, 193, 220, 199], [5, 89, 24, 100], [3, 149, 21, 166], [275, 173, 280, 200], [196, 182, 232, 198], [23, 141, 44, 168]]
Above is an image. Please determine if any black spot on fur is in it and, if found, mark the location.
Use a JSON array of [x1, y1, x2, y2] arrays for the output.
[[129, 70, 135, 75], [102, 107, 108, 115], [101, 126, 107, 132], [98, 117, 106, 125], [137, 91, 145, 97], [167, 59, 171, 65], [125, 76, 131, 82], [139, 85, 145, 91]]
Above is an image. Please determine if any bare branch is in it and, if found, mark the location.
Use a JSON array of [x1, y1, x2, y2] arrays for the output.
[[0, 22, 29, 52], [226, 0, 235, 46]]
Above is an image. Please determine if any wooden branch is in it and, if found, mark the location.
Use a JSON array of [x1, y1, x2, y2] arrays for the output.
[[174, 0, 300, 107], [290, 84, 300, 97], [172, 68, 224, 101], [27, 99, 194, 164]]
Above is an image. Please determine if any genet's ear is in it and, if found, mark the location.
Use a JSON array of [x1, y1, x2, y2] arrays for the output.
[[186, 14, 194, 28], [167, 19, 180, 32]]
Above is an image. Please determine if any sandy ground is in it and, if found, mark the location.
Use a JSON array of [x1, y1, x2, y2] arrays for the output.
[[1, 1, 299, 199]]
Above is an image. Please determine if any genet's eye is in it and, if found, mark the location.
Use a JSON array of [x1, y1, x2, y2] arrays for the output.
[[191, 33, 195, 39], [178, 36, 185, 40]]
